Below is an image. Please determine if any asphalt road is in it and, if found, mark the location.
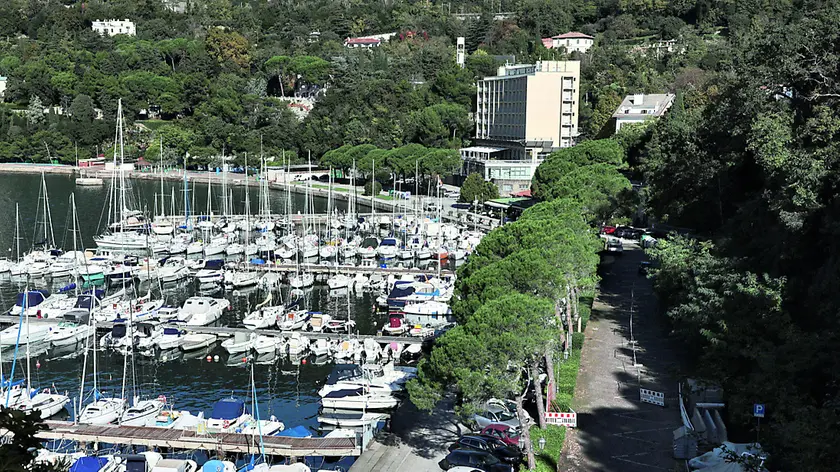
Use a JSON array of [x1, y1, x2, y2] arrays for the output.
[[559, 241, 682, 471]]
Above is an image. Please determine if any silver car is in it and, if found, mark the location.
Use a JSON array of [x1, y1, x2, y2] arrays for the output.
[[472, 403, 521, 432]]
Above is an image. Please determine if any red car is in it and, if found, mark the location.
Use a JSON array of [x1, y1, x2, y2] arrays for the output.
[[601, 225, 616, 235], [480, 424, 520, 448]]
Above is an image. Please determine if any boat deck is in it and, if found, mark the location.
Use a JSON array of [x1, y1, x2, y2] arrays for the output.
[[39, 421, 361, 457]]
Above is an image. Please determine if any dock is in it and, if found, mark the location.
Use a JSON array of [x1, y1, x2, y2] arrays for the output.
[[39, 421, 361, 457], [0, 316, 432, 345], [234, 261, 454, 278]]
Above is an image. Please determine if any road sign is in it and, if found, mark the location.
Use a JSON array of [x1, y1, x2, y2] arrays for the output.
[[545, 411, 577, 428], [640, 388, 665, 407], [753, 404, 765, 418]]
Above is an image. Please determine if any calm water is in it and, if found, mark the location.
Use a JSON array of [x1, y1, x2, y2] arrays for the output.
[[0, 173, 390, 434]]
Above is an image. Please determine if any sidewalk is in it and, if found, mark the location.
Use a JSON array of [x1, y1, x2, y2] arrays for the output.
[[559, 243, 681, 471]]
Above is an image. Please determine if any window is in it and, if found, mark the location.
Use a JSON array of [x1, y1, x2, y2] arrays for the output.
[[503, 184, 513, 192]]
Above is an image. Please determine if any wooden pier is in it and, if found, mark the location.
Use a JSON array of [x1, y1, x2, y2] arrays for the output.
[[0, 316, 432, 345], [38, 421, 361, 457]]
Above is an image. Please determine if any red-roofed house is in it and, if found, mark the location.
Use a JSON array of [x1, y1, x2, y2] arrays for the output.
[[541, 32, 594, 53], [344, 37, 381, 48]]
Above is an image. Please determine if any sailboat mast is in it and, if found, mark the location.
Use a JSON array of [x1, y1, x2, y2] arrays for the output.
[[118, 99, 127, 229], [15, 204, 20, 262], [160, 137, 165, 218]]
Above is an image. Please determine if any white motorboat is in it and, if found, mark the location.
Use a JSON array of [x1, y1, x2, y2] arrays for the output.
[[155, 325, 185, 350], [194, 260, 225, 284], [352, 273, 369, 291], [320, 387, 400, 410], [358, 237, 379, 258], [306, 313, 331, 332], [178, 297, 230, 326], [225, 243, 244, 255], [342, 244, 358, 259], [398, 247, 414, 259], [333, 339, 362, 361], [159, 258, 190, 283], [10, 290, 54, 317], [403, 300, 453, 327], [317, 364, 410, 397], [276, 310, 310, 331], [0, 320, 57, 346], [414, 247, 432, 260], [362, 338, 381, 363], [326, 274, 351, 290], [310, 338, 334, 357], [251, 335, 279, 355], [79, 397, 127, 425], [318, 411, 388, 428], [206, 397, 252, 433], [243, 306, 282, 330], [377, 238, 398, 259], [121, 397, 166, 426], [204, 238, 228, 257], [221, 332, 252, 354], [169, 240, 187, 254], [180, 333, 217, 351], [283, 332, 309, 355], [226, 270, 260, 288], [319, 245, 338, 259], [153, 459, 198, 472], [382, 313, 409, 336], [18, 388, 70, 418], [324, 318, 356, 334], [47, 310, 92, 347], [289, 272, 314, 288], [186, 241, 204, 255]]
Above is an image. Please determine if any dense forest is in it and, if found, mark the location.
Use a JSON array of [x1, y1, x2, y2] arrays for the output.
[[0, 0, 730, 167]]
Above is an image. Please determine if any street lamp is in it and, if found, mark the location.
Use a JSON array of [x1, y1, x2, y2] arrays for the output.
[[538, 437, 546, 451], [518, 437, 525, 450]]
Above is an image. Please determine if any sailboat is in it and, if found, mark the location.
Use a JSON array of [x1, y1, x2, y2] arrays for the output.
[[152, 144, 175, 236], [78, 317, 127, 424], [119, 319, 165, 426]]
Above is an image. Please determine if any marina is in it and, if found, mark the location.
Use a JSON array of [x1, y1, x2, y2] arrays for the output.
[[0, 143, 474, 469]]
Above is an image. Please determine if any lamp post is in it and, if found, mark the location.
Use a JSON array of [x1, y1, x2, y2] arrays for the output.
[[538, 437, 546, 451]]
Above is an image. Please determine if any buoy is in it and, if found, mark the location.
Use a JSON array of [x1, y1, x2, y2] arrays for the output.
[[242, 357, 248, 363], [36, 360, 41, 370], [214, 355, 220, 362], [206, 356, 212, 362], [301, 359, 307, 365]]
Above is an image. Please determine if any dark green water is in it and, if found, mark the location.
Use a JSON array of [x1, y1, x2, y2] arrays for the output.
[[0, 173, 387, 433]]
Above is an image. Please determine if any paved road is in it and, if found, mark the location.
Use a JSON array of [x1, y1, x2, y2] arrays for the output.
[[559, 242, 681, 471], [349, 394, 467, 472]]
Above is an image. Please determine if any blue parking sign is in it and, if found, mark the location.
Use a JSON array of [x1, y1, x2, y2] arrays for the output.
[[753, 404, 765, 418]]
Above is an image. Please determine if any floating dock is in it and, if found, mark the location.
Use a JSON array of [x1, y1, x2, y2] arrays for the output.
[[0, 316, 432, 345], [39, 421, 361, 457]]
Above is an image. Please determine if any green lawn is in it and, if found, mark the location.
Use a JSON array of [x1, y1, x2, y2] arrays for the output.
[[310, 183, 350, 192], [529, 425, 567, 472]]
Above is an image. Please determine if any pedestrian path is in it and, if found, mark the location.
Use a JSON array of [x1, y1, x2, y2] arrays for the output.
[[559, 243, 681, 471]]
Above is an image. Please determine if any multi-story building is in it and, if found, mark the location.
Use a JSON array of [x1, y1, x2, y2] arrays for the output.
[[460, 60, 581, 196], [612, 93, 676, 133], [541, 32, 595, 54], [0, 76, 7, 100], [92, 19, 136, 37]]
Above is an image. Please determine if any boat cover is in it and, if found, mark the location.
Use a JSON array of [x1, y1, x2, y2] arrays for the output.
[[163, 328, 180, 336], [75, 292, 103, 310], [70, 457, 110, 472], [204, 259, 225, 270], [389, 316, 403, 328], [15, 290, 50, 308], [210, 398, 246, 420], [203, 460, 229, 472], [323, 388, 364, 398], [275, 425, 312, 438], [325, 365, 362, 385]]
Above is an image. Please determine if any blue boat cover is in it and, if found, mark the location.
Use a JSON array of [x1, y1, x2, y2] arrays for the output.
[[203, 460, 228, 472], [70, 457, 110, 472], [74, 292, 103, 310], [205, 259, 225, 269], [15, 290, 50, 307], [380, 238, 397, 246], [249, 258, 266, 265], [163, 328, 180, 336], [275, 425, 312, 438], [58, 283, 77, 293], [322, 388, 364, 398], [210, 398, 246, 420]]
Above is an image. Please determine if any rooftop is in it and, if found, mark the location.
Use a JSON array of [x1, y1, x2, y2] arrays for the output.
[[613, 93, 676, 118], [345, 37, 381, 45], [552, 32, 594, 40]]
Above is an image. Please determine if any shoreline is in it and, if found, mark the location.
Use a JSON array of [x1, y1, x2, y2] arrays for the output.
[[0, 163, 500, 230]]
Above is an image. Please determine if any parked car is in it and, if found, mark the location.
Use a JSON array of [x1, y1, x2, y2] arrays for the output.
[[480, 424, 520, 448], [601, 225, 616, 235], [472, 403, 521, 432], [605, 237, 623, 254], [448, 435, 523, 465], [638, 261, 652, 276], [439, 450, 514, 472]]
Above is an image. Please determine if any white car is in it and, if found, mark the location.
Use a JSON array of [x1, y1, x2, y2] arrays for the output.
[[605, 237, 623, 254]]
